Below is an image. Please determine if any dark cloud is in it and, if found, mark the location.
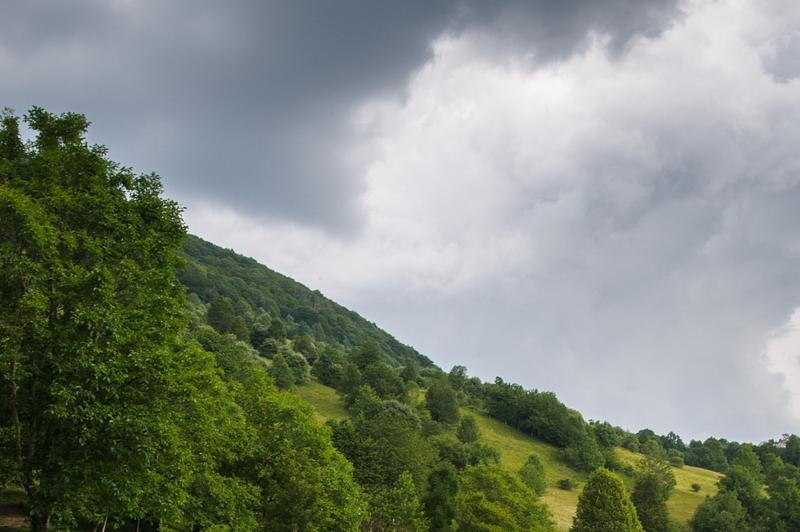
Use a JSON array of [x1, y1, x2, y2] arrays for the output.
[[2, 0, 682, 234]]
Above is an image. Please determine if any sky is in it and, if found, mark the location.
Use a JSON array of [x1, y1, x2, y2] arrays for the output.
[[4, 0, 800, 443]]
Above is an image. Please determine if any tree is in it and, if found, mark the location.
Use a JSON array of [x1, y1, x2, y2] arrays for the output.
[[519, 455, 547, 496], [313, 345, 346, 387], [0, 108, 232, 532], [570, 468, 643, 532], [631, 473, 673, 532], [207, 295, 236, 334], [423, 464, 459, 532], [690, 492, 747, 532], [267, 317, 287, 341], [426, 379, 459, 424], [457, 464, 555, 532], [268, 353, 295, 390], [364, 471, 428, 532], [457, 415, 481, 444]]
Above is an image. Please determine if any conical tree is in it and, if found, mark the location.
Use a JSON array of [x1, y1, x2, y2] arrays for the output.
[[571, 468, 644, 532]]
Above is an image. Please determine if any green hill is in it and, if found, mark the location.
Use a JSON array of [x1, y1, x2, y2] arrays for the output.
[[295, 379, 721, 532], [177, 235, 435, 369]]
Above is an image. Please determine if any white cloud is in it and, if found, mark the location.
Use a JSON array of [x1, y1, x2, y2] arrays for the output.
[[184, 0, 800, 442]]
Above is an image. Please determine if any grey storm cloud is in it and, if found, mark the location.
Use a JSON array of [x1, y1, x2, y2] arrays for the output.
[[2, 0, 680, 234]]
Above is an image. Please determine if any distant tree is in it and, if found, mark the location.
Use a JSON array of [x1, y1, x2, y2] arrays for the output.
[[637, 454, 677, 501], [457, 415, 481, 444], [422, 464, 459, 532], [282, 349, 311, 385], [631, 472, 674, 532], [268, 354, 295, 390], [592, 421, 621, 449], [519, 455, 547, 496], [448, 365, 468, 391], [784, 434, 800, 467], [312, 345, 345, 387], [267, 318, 287, 341], [432, 436, 500, 470], [426, 379, 459, 424], [365, 471, 428, 532], [249, 321, 269, 349], [258, 338, 281, 359], [291, 335, 317, 365], [667, 449, 684, 468], [690, 492, 747, 532], [338, 362, 363, 398], [700, 438, 728, 472], [207, 295, 236, 334], [352, 340, 382, 371], [570, 468, 643, 532], [231, 315, 249, 342], [717, 444, 764, 518], [362, 362, 405, 401], [457, 464, 555, 532], [400, 360, 421, 384]]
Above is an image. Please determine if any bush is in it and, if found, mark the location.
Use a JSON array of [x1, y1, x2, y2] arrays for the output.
[[558, 478, 575, 490], [691, 483, 701, 492], [519, 455, 547, 495]]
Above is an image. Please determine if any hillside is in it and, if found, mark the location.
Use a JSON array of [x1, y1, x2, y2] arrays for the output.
[[296, 379, 721, 532], [177, 235, 435, 369]]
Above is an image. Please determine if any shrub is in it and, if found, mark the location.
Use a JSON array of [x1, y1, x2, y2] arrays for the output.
[[558, 478, 575, 490], [691, 483, 701, 492]]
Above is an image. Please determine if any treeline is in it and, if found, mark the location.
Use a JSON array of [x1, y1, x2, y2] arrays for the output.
[[178, 235, 434, 369]]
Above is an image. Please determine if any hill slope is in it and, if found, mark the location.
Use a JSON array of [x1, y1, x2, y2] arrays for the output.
[[296, 379, 721, 532], [177, 235, 434, 369]]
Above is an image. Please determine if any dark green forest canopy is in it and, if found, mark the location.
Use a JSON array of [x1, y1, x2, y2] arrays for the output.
[[177, 234, 435, 369]]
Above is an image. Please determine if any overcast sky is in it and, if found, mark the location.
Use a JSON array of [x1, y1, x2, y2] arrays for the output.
[[5, 0, 800, 443]]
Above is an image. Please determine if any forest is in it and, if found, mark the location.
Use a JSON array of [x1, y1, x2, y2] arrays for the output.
[[2, 109, 800, 532]]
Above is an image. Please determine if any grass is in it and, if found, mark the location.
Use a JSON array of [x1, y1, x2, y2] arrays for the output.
[[293, 378, 348, 425], [294, 385, 723, 532]]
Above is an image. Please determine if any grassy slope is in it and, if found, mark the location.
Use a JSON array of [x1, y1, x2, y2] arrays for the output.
[[296, 382, 722, 532]]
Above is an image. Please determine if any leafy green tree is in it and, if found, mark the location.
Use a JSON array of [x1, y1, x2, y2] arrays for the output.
[[208, 295, 237, 334], [363, 362, 406, 401], [765, 476, 800, 531], [592, 421, 622, 449], [457, 464, 555, 532], [423, 464, 459, 532], [231, 315, 249, 342], [690, 492, 748, 532], [631, 473, 674, 532], [282, 348, 311, 385], [448, 365, 468, 391], [0, 108, 243, 532], [330, 411, 435, 493], [426, 379, 460, 424], [637, 454, 677, 501], [519, 455, 547, 496], [267, 317, 287, 341], [352, 340, 383, 371], [570, 468, 643, 532], [313, 345, 346, 387], [249, 320, 269, 348], [717, 444, 764, 519], [339, 362, 364, 397], [232, 368, 363, 532], [457, 415, 481, 444], [400, 360, 421, 384], [364, 471, 428, 532], [784, 434, 800, 467], [432, 436, 500, 470], [268, 353, 295, 390], [700, 438, 728, 472]]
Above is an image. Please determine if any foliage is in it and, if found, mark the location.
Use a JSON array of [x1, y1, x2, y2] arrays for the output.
[[178, 235, 435, 369], [268, 353, 295, 390], [519, 455, 547, 496], [557, 478, 575, 491], [457, 415, 481, 444], [208, 295, 237, 334], [631, 473, 675, 532], [363, 471, 428, 532], [432, 435, 500, 470], [426, 379, 460, 424], [457, 464, 555, 532], [313, 345, 346, 387], [689, 492, 747, 532], [422, 464, 459, 532], [0, 108, 220, 532], [570, 468, 643, 532]]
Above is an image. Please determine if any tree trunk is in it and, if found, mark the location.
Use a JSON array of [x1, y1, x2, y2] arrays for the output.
[[30, 513, 50, 532]]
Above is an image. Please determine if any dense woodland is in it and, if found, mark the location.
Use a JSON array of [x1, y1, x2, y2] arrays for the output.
[[2, 109, 800, 532]]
